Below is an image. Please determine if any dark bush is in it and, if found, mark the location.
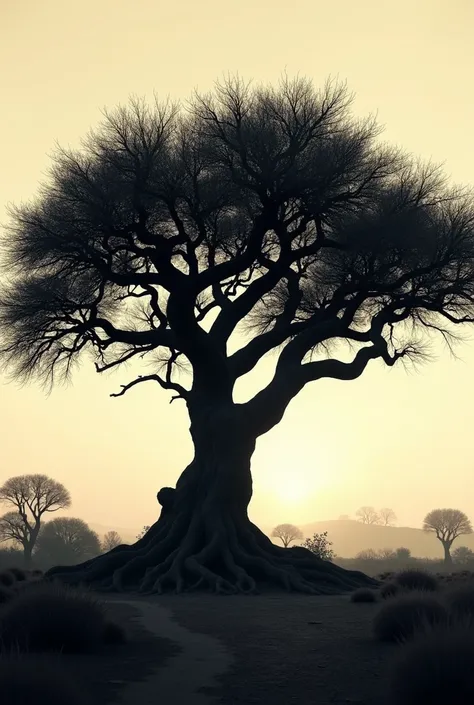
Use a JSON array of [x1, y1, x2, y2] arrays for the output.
[[0, 586, 12, 604], [388, 628, 474, 705], [381, 582, 401, 599], [373, 593, 448, 642], [446, 585, 474, 622], [0, 584, 107, 653], [395, 569, 438, 592], [103, 620, 127, 644], [8, 567, 26, 581], [0, 654, 89, 705], [350, 588, 377, 603], [0, 572, 14, 587]]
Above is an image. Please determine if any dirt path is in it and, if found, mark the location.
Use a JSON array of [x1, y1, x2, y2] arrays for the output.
[[112, 599, 234, 705]]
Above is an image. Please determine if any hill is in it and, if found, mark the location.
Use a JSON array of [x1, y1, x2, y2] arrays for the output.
[[266, 519, 474, 559]]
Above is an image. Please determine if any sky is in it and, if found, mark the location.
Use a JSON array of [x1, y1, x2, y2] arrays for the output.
[[1, 0, 473, 536]]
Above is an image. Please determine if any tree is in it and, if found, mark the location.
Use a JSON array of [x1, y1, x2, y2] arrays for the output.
[[136, 525, 151, 540], [36, 518, 101, 566], [102, 530, 122, 552], [378, 547, 396, 560], [423, 509, 473, 564], [395, 547, 412, 561], [355, 549, 379, 561], [271, 523, 303, 548], [301, 532, 334, 561], [452, 546, 474, 565], [1, 76, 474, 594], [0, 475, 71, 565], [356, 507, 380, 525], [379, 508, 397, 526]]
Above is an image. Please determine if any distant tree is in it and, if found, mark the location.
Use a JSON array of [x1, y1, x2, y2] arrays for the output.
[[395, 547, 412, 561], [423, 509, 473, 564], [36, 517, 101, 566], [356, 507, 380, 525], [301, 532, 334, 561], [355, 549, 379, 561], [102, 530, 122, 552], [136, 525, 151, 540], [379, 508, 397, 526], [452, 546, 474, 565], [0, 474, 71, 565], [378, 547, 396, 560], [4, 75, 474, 594], [338, 514, 351, 521], [271, 523, 304, 548]]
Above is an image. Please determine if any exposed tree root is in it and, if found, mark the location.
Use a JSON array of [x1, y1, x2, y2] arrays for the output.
[[46, 510, 378, 595]]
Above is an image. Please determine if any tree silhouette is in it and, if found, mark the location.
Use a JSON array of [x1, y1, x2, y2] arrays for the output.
[[423, 509, 473, 564], [0, 475, 71, 565], [301, 531, 334, 561], [2, 75, 474, 593], [379, 508, 397, 526], [36, 517, 101, 566], [356, 507, 380, 525], [271, 523, 303, 547], [102, 530, 123, 552]]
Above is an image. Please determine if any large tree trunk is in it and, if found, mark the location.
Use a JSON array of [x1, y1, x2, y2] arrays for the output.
[[443, 541, 453, 565], [46, 403, 376, 594]]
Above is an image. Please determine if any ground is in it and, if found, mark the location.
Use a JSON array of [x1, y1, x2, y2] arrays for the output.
[[100, 593, 397, 705]]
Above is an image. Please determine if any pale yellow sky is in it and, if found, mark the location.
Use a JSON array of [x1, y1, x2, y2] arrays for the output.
[[1, 0, 473, 535]]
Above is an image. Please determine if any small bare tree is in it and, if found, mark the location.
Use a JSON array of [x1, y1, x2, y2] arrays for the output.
[[356, 507, 380, 525], [0, 474, 71, 565], [379, 508, 397, 526], [271, 523, 304, 548], [423, 508, 473, 564], [102, 530, 122, 552]]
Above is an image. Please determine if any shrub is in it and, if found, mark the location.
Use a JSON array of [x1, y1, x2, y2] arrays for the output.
[[381, 582, 400, 600], [446, 585, 474, 622], [387, 628, 474, 705], [0, 586, 12, 604], [394, 569, 438, 592], [8, 567, 26, 581], [350, 588, 377, 603], [0, 584, 107, 653], [103, 620, 127, 644], [0, 654, 89, 705], [0, 572, 14, 587], [373, 593, 448, 642], [300, 531, 335, 561]]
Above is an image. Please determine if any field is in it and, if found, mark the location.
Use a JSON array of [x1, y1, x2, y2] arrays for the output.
[[3, 572, 474, 704]]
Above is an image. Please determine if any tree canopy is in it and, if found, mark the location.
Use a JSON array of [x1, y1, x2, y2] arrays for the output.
[[423, 508, 472, 562], [1, 75, 474, 438], [36, 517, 101, 566], [271, 523, 303, 547]]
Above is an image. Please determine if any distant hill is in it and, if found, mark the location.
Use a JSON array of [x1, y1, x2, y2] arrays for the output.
[[265, 519, 474, 559]]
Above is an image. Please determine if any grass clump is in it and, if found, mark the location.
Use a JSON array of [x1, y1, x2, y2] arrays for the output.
[[394, 569, 438, 592], [0, 572, 14, 587], [388, 628, 474, 705], [8, 567, 26, 581], [446, 585, 474, 622], [381, 582, 400, 600], [350, 588, 377, 603], [103, 620, 127, 644], [373, 592, 448, 642], [0, 583, 107, 653], [0, 654, 89, 705], [0, 586, 13, 604]]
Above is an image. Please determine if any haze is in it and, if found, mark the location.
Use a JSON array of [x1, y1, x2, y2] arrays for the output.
[[1, 0, 473, 536]]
